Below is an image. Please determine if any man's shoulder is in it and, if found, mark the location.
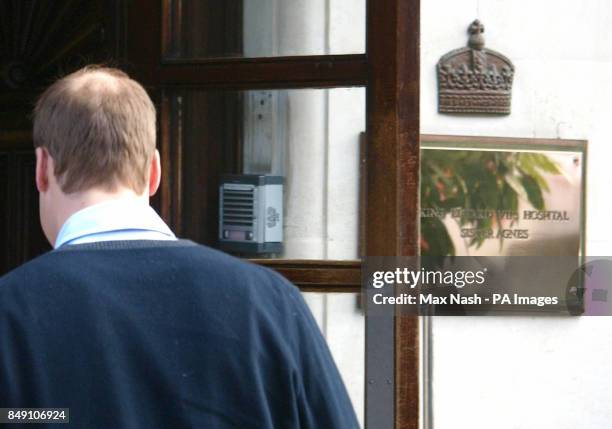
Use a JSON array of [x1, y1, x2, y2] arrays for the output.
[[0, 251, 65, 312], [0, 251, 57, 290], [165, 241, 301, 301], [133, 240, 292, 287], [0, 240, 300, 302]]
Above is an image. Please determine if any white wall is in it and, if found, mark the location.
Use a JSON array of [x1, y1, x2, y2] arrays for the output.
[[422, 1, 612, 428], [243, 1, 366, 426]]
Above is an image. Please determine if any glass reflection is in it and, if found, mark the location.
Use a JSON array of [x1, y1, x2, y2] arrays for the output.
[[164, 0, 366, 59], [167, 87, 365, 259], [303, 292, 364, 428]]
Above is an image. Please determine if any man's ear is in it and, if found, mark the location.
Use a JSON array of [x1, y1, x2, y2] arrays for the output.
[[148, 149, 162, 197], [35, 147, 50, 193]]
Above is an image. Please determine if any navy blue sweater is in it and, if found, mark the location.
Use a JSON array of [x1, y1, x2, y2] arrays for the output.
[[0, 240, 358, 428]]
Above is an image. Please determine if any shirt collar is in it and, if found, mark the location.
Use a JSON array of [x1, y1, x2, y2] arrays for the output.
[[54, 199, 176, 249]]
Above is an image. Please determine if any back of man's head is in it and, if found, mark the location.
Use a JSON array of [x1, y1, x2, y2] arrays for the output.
[[33, 66, 156, 194]]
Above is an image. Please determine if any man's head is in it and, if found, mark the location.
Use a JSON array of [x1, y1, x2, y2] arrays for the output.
[[33, 66, 161, 245]]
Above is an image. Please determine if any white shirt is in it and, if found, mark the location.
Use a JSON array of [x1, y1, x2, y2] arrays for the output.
[[54, 199, 177, 249]]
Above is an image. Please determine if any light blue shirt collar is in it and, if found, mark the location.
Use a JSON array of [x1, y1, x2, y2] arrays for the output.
[[54, 199, 177, 249]]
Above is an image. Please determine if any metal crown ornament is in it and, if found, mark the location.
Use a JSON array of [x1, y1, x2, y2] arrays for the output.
[[437, 20, 515, 114]]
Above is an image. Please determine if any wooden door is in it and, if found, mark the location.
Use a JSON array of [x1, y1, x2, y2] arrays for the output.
[[128, 1, 421, 427], [0, 0, 121, 273], [0, 1, 420, 427]]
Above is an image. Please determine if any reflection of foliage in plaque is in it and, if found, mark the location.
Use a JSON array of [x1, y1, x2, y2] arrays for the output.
[[421, 150, 561, 256]]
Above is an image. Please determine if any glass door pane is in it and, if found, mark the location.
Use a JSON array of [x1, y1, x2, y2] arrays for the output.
[[163, 0, 366, 60], [163, 87, 365, 260], [303, 292, 365, 427]]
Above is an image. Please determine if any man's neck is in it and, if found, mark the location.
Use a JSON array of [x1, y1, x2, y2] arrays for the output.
[[50, 188, 149, 245]]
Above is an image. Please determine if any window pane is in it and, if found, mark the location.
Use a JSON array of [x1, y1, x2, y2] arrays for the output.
[[163, 87, 365, 260], [164, 0, 366, 59], [302, 292, 364, 428]]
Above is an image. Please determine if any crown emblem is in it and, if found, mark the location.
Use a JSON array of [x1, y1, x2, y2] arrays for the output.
[[437, 20, 515, 114]]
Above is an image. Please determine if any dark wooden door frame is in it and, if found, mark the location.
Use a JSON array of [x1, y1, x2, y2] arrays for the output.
[[366, 1, 420, 428], [125, 1, 420, 427]]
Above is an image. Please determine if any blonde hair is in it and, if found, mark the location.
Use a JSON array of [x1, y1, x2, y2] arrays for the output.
[[33, 66, 156, 194]]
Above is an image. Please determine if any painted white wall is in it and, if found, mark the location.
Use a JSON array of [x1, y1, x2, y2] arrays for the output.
[[243, 0, 365, 56], [422, 1, 612, 428], [287, 85, 366, 425], [314, 4, 366, 424], [243, 2, 366, 426]]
